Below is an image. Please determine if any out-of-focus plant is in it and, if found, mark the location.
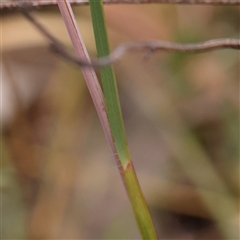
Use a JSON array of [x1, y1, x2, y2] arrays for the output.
[[1, 0, 239, 239]]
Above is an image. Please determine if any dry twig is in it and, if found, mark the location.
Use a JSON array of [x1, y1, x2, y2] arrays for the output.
[[1, 0, 239, 9], [19, 5, 240, 68]]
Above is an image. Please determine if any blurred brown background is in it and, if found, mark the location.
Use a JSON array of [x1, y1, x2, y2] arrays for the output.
[[1, 4, 239, 239]]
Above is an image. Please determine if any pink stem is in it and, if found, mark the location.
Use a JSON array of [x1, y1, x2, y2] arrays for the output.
[[57, 0, 122, 172]]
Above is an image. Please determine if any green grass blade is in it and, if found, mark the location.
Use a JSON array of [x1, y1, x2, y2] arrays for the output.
[[89, 1, 158, 239], [89, 1, 130, 167]]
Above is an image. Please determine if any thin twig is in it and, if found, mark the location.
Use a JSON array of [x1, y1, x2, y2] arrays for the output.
[[51, 39, 240, 68], [19, 7, 240, 68], [1, 0, 239, 9]]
